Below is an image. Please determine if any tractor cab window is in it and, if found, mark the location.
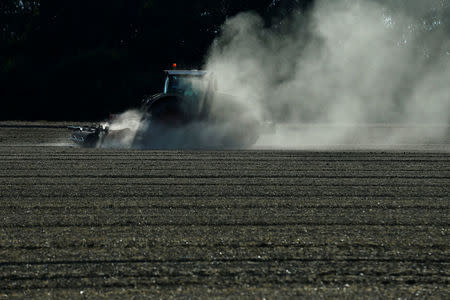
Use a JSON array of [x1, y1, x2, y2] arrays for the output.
[[164, 75, 206, 97]]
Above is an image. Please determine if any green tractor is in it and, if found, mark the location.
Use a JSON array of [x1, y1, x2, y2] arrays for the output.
[[69, 70, 260, 148]]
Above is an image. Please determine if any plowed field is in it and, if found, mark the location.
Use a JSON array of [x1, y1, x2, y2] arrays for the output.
[[0, 123, 449, 298]]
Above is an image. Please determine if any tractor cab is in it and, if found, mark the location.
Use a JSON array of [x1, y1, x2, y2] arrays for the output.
[[149, 70, 217, 121], [164, 70, 208, 95], [164, 70, 217, 95]]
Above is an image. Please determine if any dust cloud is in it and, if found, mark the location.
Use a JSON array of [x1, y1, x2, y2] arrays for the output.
[[100, 109, 143, 148], [205, 0, 450, 147], [94, 0, 449, 149], [101, 109, 258, 149]]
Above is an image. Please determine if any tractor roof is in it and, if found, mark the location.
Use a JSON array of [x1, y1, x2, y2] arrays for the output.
[[164, 70, 208, 76]]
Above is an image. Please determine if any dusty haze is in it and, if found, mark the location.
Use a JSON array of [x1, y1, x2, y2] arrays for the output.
[[101, 0, 449, 149], [205, 0, 450, 147]]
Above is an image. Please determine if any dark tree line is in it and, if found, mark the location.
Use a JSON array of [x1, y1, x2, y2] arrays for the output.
[[1, 0, 314, 120], [4, 0, 446, 121]]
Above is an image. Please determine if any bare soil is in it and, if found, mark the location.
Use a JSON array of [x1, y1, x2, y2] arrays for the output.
[[0, 123, 448, 298]]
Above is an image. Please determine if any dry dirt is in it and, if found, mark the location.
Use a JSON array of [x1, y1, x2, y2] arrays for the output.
[[0, 122, 449, 298]]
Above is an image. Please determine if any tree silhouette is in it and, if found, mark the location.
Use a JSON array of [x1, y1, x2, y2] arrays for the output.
[[3, 0, 447, 121]]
